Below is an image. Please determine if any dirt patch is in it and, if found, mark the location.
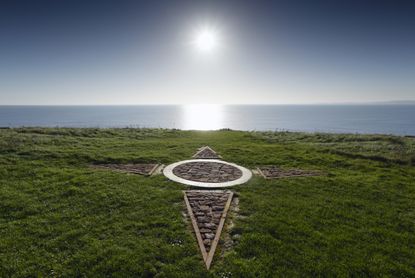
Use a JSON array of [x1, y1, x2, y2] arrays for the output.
[[257, 165, 322, 179]]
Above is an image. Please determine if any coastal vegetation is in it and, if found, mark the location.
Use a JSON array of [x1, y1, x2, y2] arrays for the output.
[[0, 128, 414, 277]]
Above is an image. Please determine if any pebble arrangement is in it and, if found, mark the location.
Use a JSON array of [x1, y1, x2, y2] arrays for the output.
[[172, 161, 242, 183], [257, 165, 321, 178]]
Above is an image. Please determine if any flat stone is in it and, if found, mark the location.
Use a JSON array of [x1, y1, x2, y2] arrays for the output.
[[205, 233, 215, 240], [212, 206, 224, 211], [197, 216, 209, 223], [199, 205, 210, 211], [204, 223, 216, 229]]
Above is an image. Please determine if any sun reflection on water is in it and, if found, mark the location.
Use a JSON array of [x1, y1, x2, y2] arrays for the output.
[[182, 104, 224, 130]]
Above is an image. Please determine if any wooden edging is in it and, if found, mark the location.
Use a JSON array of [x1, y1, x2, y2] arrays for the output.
[[205, 191, 233, 270], [183, 192, 208, 262], [148, 163, 163, 176], [183, 190, 233, 270], [256, 167, 268, 179]]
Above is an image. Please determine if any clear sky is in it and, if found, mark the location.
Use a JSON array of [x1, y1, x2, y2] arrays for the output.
[[1, 0, 414, 105]]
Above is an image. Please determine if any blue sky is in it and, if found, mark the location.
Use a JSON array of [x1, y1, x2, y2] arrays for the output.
[[1, 0, 414, 104]]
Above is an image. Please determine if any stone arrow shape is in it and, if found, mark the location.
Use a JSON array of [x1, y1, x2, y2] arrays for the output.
[[183, 190, 233, 270], [192, 146, 222, 159]]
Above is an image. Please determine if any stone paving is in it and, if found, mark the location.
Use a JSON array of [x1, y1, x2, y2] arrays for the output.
[[184, 190, 233, 269], [91, 146, 325, 270], [193, 146, 221, 159], [173, 161, 242, 183], [257, 165, 321, 178], [92, 163, 159, 176]]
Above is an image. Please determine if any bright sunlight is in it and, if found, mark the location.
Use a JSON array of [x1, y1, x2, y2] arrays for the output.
[[192, 26, 219, 53]]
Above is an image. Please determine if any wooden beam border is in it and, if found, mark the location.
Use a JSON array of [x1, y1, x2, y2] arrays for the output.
[[183, 191, 208, 262], [205, 191, 233, 270]]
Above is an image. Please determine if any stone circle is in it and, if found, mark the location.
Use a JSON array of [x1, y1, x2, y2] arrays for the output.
[[164, 159, 252, 188], [173, 161, 242, 183]]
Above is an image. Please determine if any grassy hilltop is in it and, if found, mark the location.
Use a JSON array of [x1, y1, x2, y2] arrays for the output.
[[0, 128, 414, 277]]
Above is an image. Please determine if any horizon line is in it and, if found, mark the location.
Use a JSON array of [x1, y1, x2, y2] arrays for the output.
[[1, 100, 415, 106]]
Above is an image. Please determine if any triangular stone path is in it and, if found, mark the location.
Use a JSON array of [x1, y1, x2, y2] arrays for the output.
[[92, 163, 160, 176], [257, 165, 322, 179], [192, 146, 222, 159], [184, 190, 233, 270]]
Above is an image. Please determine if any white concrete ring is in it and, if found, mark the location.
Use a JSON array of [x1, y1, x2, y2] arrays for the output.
[[163, 159, 252, 188]]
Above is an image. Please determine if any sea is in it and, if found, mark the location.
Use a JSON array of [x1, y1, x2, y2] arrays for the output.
[[0, 105, 414, 136]]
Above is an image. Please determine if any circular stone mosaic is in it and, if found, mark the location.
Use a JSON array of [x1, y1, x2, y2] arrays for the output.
[[173, 161, 242, 183], [163, 159, 252, 188]]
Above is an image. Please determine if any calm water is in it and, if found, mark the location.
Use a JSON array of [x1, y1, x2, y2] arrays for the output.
[[0, 105, 414, 135]]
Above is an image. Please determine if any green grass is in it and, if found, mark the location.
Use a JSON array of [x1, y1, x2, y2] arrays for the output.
[[0, 128, 414, 277]]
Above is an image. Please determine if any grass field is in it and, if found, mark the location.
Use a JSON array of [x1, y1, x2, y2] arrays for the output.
[[0, 128, 414, 277]]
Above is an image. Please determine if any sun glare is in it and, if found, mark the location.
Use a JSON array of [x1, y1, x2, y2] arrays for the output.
[[193, 26, 219, 53], [182, 104, 223, 130]]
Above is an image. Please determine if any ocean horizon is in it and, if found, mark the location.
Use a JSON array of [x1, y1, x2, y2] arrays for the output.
[[1, 104, 414, 136]]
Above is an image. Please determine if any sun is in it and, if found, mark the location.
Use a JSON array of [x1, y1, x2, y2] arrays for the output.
[[193, 26, 219, 53]]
